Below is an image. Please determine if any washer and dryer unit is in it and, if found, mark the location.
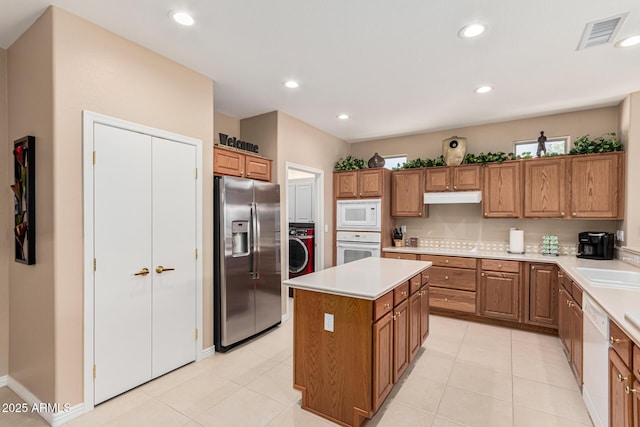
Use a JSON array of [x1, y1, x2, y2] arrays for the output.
[[289, 223, 315, 278]]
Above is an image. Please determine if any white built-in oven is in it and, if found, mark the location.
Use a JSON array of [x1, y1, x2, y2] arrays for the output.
[[336, 231, 381, 265], [336, 199, 382, 231]]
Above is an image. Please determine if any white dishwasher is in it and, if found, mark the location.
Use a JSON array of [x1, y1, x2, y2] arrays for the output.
[[582, 293, 609, 427]]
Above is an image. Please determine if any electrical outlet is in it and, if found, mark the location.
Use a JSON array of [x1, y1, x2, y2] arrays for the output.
[[324, 313, 334, 332], [400, 225, 407, 234], [616, 230, 624, 241], [324, 224, 328, 233]]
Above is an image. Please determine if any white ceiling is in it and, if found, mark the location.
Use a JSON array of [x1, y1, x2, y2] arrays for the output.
[[1, 1, 640, 142]]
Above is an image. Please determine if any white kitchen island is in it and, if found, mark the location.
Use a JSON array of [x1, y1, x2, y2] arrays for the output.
[[284, 257, 431, 427]]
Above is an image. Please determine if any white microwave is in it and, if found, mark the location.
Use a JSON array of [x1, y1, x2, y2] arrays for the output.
[[336, 199, 382, 231]]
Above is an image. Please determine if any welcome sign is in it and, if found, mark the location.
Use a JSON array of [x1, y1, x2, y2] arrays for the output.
[[219, 133, 259, 154]]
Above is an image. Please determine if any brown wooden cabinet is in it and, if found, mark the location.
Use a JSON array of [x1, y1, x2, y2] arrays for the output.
[[421, 255, 477, 314], [570, 152, 624, 219], [245, 155, 272, 181], [419, 284, 430, 344], [523, 157, 567, 218], [384, 252, 418, 260], [373, 311, 394, 411], [391, 169, 426, 217], [633, 378, 640, 427], [610, 348, 634, 427], [214, 146, 273, 182], [409, 292, 421, 361], [482, 161, 522, 218], [393, 299, 409, 382], [425, 165, 482, 192], [525, 263, 558, 328], [335, 169, 385, 199], [558, 279, 583, 385], [479, 260, 520, 322]]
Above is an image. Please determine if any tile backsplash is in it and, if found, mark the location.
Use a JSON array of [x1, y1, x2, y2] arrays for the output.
[[399, 204, 618, 253], [417, 237, 578, 255]]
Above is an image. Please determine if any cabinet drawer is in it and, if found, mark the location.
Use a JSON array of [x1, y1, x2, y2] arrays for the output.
[[480, 259, 520, 273], [419, 254, 476, 269], [429, 287, 476, 313], [429, 267, 476, 291], [634, 345, 640, 378], [394, 282, 410, 306], [374, 291, 393, 321], [610, 320, 633, 367], [571, 282, 583, 308], [421, 270, 430, 285], [410, 274, 422, 295], [384, 252, 418, 260]]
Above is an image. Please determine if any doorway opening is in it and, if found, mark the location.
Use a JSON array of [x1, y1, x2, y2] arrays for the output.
[[284, 162, 324, 319]]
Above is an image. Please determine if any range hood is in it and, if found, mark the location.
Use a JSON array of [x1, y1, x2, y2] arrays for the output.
[[423, 191, 482, 204]]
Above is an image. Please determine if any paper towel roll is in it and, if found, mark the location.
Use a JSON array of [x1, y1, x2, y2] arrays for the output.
[[509, 228, 524, 253]]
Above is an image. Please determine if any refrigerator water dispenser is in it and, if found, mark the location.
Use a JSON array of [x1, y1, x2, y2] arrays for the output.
[[232, 220, 249, 256]]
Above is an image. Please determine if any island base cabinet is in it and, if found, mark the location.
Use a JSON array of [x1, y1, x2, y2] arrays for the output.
[[373, 313, 394, 412], [634, 380, 640, 427], [393, 300, 410, 382], [293, 289, 373, 427]]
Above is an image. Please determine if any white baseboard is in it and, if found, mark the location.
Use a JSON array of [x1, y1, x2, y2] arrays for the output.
[[7, 376, 85, 426], [200, 346, 215, 360], [282, 313, 290, 322], [0, 375, 7, 387]]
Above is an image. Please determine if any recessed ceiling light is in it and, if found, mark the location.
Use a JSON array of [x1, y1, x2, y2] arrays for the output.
[[337, 114, 350, 120], [475, 86, 492, 94], [170, 11, 195, 26], [615, 34, 640, 47], [284, 80, 300, 89], [459, 23, 487, 38]]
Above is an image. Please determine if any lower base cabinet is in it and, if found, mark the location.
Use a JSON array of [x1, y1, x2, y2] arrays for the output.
[[294, 269, 429, 427], [610, 348, 634, 427], [558, 281, 583, 385]]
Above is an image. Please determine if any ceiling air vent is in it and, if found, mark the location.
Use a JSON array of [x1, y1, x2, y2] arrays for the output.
[[577, 13, 628, 50]]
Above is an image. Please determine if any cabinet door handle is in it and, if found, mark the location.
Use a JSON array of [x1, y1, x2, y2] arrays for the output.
[[626, 386, 637, 394], [610, 337, 621, 345], [384, 303, 391, 309], [444, 298, 449, 302], [445, 259, 449, 264], [531, 266, 536, 270], [560, 212, 565, 216], [572, 212, 577, 216], [453, 185, 457, 189], [484, 212, 488, 216], [444, 276, 449, 280], [481, 272, 485, 277], [617, 374, 628, 382], [401, 291, 407, 296]]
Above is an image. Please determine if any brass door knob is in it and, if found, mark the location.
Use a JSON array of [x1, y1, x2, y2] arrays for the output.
[[156, 265, 176, 274], [383, 303, 391, 309], [610, 337, 621, 345], [625, 386, 637, 394], [617, 374, 628, 382], [134, 268, 150, 276]]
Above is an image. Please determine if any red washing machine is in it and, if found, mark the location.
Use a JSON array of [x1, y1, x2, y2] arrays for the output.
[[288, 224, 315, 279]]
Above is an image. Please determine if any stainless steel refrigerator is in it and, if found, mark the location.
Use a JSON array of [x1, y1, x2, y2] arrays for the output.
[[214, 176, 281, 352]]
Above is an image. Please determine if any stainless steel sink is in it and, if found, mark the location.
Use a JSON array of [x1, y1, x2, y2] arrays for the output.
[[576, 267, 640, 289]]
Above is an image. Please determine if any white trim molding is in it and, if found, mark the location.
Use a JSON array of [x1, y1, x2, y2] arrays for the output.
[[7, 376, 84, 426], [0, 375, 7, 387], [82, 110, 204, 412], [200, 346, 216, 360]]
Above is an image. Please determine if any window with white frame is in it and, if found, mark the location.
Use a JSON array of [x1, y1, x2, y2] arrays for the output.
[[383, 155, 407, 170], [513, 136, 569, 157]]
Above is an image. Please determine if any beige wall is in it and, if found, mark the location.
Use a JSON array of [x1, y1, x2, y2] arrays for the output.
[[276, 111, 349, 270], [7, 10, 56, 402], [240, 111, 278, 181], [0, 48, 9, 378], [51, 7, 214, 403], [351, 106, 620, 246], [214, 111, 240, 144], [7, 6, 214, 405], [619, 93, 640, 250], [351, 107, 619, 161]]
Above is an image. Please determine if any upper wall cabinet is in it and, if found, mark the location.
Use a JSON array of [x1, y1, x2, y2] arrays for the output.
[[334, 169, 385, 199], [523, 157, 567, 218], [425, 165, 482, 192], [214, 145, 272, 182], [483, 162, 522, 218], [391, 169, 427, 217], [569, 152, 624, 219]]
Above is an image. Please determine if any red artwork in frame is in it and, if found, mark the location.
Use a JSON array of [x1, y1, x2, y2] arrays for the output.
[[12, 136, 35, 264]]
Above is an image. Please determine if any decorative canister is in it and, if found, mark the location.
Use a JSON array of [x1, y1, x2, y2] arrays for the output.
[[367, 152, 385, 168], [442, 136, 467, 166]]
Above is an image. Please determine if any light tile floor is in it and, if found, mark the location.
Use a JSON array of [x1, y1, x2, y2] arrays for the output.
[[0, 314, 594, 427]]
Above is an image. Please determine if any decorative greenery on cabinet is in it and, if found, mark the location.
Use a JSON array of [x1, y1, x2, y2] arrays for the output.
[[570, 132, 622, 155], [334, 155, 366, 171]]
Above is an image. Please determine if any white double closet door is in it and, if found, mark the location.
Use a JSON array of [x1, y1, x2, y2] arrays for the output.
[[93, 123, 197, 404]]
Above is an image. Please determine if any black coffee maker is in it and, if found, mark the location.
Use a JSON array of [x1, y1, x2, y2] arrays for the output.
[[577, 232, 615, 260]]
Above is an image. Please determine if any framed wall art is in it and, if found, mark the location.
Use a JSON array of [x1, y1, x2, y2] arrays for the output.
[[11, 135, 36, 264]]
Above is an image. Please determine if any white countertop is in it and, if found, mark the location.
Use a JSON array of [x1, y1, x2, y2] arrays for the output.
[[384, 246, 640, 347], [283, 257, 431, 300]]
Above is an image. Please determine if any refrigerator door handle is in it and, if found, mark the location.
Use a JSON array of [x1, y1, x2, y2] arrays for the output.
[[250, 202, 260, 279]]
